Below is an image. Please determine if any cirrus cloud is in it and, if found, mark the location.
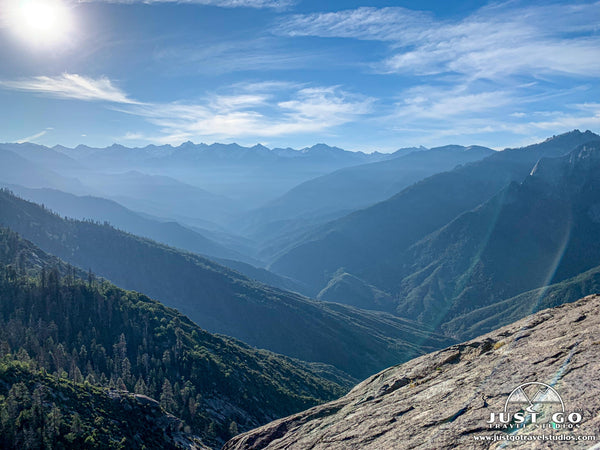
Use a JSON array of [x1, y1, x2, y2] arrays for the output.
[[75, 0, 294, 9], [0, 73, 138, 104], [277, 2, 600, 79], [0, 73, 373, 144], [275, 1, 600, 147], [123, 85, 374, 143]]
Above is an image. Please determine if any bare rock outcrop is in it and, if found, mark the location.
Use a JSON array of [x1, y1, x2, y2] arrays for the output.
[[225, 295, 600, 449]]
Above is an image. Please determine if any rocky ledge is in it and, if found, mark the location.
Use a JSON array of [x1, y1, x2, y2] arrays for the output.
[[224, 295, 600, 449]]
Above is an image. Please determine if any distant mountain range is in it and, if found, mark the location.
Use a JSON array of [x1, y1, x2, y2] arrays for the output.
[[3, 131, 599, 337], [0, 140, 408, 261], [48, 142, 394, 208], [237, 145, 494, 258], [269, 130, 600, 299], [51, 141, 390, 167], [0, 139, 504, 269]]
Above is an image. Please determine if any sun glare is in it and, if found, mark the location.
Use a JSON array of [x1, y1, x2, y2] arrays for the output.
[[7, 0, 74, 47]]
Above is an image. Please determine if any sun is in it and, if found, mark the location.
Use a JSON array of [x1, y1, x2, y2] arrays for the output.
[[6, 0, 74, 47]]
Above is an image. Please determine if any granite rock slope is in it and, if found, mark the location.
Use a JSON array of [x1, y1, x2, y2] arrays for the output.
[[225, 295, 600, 449]]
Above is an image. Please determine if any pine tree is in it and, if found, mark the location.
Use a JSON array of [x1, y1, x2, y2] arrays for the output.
[[47, 404, 63, 442], [160, 379, 175, 412], [70, 412, 83, 436], [121, 357, 132, 386], [116, 377, 128, 391], [134, 377, 148, 396], [188, 397, 198, 418]]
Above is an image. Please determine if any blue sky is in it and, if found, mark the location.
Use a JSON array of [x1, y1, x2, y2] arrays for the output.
[[0, 0, 598, 152]]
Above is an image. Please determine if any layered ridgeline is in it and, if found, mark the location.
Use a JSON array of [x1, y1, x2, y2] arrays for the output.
[[0, 227, 349, 448], [225, 294, 600, 450], [50, 142, 388, 171], [269, 130, 600, 300], [0, 141, 484, 269], [2, 184, 255, 264], [0, 191, 454, 379], [0, 142, 242, 232], [241, 145, 493, 260], [2, 184, 307, 289], [0, 146, 84, 194], [395, 141, 600, 330], [1, 141, 392, 214]]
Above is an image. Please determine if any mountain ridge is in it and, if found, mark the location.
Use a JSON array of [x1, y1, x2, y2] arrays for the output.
[[0, 184, 250, 263], [0, 189, 454, 379], [269, 130, 600, 295], [395, 141, 600, 326], [238, 144, 494, 252]]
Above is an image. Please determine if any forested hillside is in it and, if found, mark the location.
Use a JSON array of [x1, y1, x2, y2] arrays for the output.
[[0, 361, 206, 449], [0, 228, 348, 448], [396, 141, 600, 326]]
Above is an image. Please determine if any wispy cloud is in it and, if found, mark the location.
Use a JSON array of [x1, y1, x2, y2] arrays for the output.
[[209, 93, 269, 112], [277, 7, 430, 42], [121, 131, 146, 140], [394, 84, 513, 120], [153, 37, 338, 75], [277, 2, 600, 79], [229, 80, 302, 93], [16, 128, 52, 143], [0, 73, 138, 104], [509, 103, 600, 133], [385, 89, 600, 147], [77, 0, 294, 9], [122, 85, 374, 143], [274, 1, 600, 147], [0, 73, 373, 143]]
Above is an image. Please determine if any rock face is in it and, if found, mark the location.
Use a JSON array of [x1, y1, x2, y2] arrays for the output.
[[224, 295, 600, 449]]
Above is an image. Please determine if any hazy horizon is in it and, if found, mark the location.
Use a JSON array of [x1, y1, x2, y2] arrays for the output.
[[8, 130, 600, 154]]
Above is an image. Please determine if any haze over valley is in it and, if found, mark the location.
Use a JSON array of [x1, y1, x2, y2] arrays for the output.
[[1, 0, 599, 448]]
